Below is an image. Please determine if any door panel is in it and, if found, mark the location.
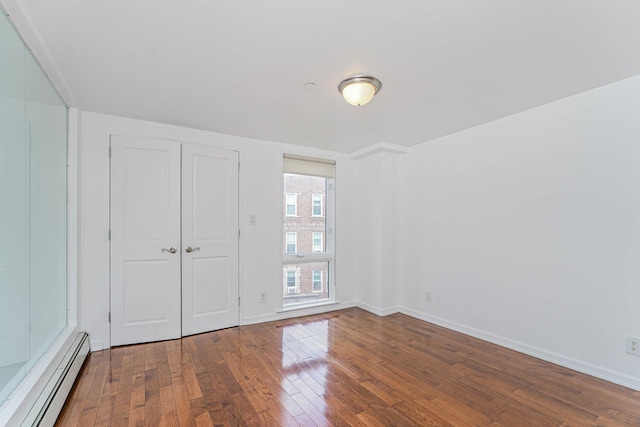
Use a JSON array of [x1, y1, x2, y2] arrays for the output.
[[182, 144, 239, 336], [110, 136, 181, 346], [191, 257, 229, 315], [123, 148, 173, 241], [123, 260, 173, 324], [193, 156, 229, 240]]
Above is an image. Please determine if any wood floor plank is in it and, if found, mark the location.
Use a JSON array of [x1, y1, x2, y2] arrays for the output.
[[173, 380, 197, 427], [76, 353, 111, 427], [159, 384, 180, 427], [111, 348, 135, 426], [58, 308, 640, 426], [55, 352, 103, 425], [144, 367, 162, 427]]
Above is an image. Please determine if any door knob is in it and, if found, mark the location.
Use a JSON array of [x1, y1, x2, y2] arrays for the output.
[[161, 247, 177, 254], [185, 246, 200, 253]]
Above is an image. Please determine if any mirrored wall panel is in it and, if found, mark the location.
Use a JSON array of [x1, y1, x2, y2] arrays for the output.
[[0, 11, 68, 405]]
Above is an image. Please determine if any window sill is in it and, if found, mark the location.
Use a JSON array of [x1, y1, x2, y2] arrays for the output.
[[277, 300, 339, 313]]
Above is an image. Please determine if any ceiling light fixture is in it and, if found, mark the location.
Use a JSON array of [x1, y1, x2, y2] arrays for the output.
[[338, 75, 382, 106]]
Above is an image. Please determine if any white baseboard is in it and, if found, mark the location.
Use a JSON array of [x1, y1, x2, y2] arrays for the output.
[[89, 340, 104, 352], [356, 302, 400, 317], [241, 301, 357, 326], [400, 306, 640, 392]]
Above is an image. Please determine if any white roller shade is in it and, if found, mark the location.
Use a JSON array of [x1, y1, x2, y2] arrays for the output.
[[283, 154, 335, 178]]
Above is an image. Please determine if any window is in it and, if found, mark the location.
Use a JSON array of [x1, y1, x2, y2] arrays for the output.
[[312, 232, 323, 253], [312, 194, 323, 216], [286, 193, 297, 216], [282, 154, 335, 308], [286, 232, 297, 254], [312, 270, 323, 292], [286, 271, 297, 294]]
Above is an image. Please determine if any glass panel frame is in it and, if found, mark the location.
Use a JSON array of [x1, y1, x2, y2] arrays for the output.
[[0, 11, 68, 406]]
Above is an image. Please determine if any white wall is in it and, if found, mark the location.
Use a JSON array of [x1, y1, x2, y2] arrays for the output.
[[352, 149, 401, 315], [398, 75, 640, 388], [78, 111, 357, 350]]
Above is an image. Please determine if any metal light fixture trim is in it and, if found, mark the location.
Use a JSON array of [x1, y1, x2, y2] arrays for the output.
[[338, 75, 382, 106]]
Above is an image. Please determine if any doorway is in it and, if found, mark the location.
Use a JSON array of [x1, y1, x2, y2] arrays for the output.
[[109, 135, 239, 346]]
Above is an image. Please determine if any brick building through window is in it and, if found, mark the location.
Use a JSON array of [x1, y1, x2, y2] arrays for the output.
[[282, 173, 329, 305]]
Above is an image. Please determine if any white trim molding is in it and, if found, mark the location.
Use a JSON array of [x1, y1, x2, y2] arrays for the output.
[[357, 302, 400, 317], [0, 0, 78, 106], [349, 142, 409, 160]]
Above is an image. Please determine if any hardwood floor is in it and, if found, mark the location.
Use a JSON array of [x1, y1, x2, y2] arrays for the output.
[[56, 308, 640, 426]]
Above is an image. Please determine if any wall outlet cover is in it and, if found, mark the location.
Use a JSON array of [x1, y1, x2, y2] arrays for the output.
[[626, 336, 640, 356]]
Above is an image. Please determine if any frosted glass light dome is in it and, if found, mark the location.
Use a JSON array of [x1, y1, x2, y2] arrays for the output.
[[338, 75, 382, 106]]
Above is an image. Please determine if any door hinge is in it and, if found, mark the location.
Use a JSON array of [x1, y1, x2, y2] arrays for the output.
[[238, 297, 241, 306], [108, 312, 111, 323], [238, 229, 241, 238], [108, 229, 111, 240]]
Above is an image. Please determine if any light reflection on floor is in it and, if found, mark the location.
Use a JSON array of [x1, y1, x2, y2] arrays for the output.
[[278, 318, 331, 415]]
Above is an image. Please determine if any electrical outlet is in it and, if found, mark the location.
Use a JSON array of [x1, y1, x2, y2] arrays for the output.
[[626, 336, 640, 356], [425, 291, 432, 303], [259, 292, 267, 303]]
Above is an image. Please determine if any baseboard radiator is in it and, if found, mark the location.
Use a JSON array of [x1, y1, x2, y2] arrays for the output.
[[20, 332, 90, 427]]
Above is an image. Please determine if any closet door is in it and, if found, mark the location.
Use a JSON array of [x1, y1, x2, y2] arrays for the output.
[[181, 144, 239, 336], [110, 136, 181, 346]]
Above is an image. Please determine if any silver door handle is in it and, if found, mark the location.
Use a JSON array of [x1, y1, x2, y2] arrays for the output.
[[185, 246, 200, 253], [162, 247, 177, 254]]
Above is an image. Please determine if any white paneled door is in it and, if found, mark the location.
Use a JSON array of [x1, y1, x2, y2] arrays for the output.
[[110, 136, 182, 346], [182, 145, 239, 336], [110, 136, 239, 346]]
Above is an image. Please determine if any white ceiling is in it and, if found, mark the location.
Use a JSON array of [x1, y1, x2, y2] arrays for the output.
[[9, 0, 640, 153]]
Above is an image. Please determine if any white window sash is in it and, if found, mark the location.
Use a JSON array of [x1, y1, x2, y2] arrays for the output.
[[282, 252, 332, 265]]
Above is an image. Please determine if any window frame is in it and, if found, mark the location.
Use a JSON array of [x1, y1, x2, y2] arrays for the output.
[[281, 155, 336, 311], [312, 232, 323, 253], [312, 194, 323, 217], [285, 232, 297, 254], [285, 193, 297, 217], [286, 270, 298, 294], [312, 270, 323, 293]]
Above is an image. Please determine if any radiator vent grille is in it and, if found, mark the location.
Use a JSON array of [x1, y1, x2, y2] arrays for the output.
[[21, 332, 90, 427]]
